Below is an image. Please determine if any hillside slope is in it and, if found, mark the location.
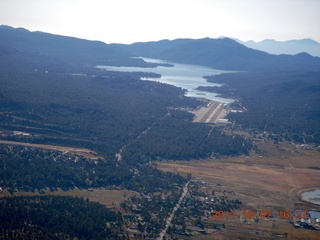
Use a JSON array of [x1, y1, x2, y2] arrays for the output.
[[117, 37, 320, 71], [0, 25, 147, 70]]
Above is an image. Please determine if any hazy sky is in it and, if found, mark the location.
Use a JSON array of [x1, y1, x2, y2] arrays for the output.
[[1, 0, 320, 44]]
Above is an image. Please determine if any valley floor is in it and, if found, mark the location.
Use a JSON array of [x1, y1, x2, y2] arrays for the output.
[[156, 139, 320, 239], [1, 138, 319, 239]]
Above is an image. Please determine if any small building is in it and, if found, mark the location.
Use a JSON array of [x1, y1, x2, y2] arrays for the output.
[[217, 119, 231, 124], [308, 211, 320, 230]]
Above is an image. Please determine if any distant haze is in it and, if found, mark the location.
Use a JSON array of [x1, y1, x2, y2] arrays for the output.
[[239, 39, 320, 57], [0, 0, 320, 44]]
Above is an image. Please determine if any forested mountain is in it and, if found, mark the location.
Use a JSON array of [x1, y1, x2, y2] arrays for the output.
[[3, 25, 319, 73], [239, 38, 320, 57], [115, 37, 320, 71], [0, 25, 126, 59], [113, 38, 195, 56], [0, 25, 151, 69]]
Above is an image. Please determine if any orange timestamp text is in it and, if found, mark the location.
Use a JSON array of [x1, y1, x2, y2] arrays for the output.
[[212, 209, 308, 220]]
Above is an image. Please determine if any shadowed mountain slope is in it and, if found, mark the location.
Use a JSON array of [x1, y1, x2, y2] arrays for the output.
[[115, 37, 320, 72], [0, 25, 147, 70]]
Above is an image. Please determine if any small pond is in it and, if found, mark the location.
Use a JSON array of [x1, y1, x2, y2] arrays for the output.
[[301, 189, 320, 205]]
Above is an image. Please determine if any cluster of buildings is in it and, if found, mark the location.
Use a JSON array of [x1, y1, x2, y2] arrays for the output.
[[293, 209, 320, 230]]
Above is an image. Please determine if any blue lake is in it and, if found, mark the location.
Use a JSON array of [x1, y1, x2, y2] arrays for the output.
[[97, 58, 234, 103]]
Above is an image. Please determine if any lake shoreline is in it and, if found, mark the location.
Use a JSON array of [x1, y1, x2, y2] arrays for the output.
[[97, 57, 235, 103]]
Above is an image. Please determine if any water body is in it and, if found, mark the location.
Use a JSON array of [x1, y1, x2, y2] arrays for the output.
[[97, 58, 234, 103], [301, 189, 320, 205]]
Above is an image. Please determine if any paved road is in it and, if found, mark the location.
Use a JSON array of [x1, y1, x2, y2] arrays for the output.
[[157, 181, 189, 240]]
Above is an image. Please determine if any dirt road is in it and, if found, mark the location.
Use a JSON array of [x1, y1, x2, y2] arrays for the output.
[[0, 140, 102, 159]]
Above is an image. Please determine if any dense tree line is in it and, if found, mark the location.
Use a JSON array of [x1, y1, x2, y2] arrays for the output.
[[206, 71, 320, 143], [0, 144, 132, 192], [0, 69, 199, 158], [122, 164, 186, 194], [0, 144, 187, 195], [0, 64, 250, 161], [0, 195, 122, 240], [123, 110, 251, 161]]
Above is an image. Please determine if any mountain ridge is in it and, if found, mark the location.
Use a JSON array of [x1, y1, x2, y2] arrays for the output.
[[238, 38, 320, 57], [1, 25, 320, 72], [115, 37, 320, 72], [0, 25, 145, 69]]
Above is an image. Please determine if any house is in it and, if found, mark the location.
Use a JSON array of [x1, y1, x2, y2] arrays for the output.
[[293, 210, 320, 230], [217, 118, 231, 124], [308, 210, 320, 230]]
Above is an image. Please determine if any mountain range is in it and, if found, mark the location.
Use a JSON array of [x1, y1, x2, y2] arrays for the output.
[[0, 25, 146, 71], [238, 38, 320, 57], [1, 25, 320, 72], [115, 37, 320, 71]]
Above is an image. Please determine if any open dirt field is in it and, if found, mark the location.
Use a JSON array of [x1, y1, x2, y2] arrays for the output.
[[157, 140, 320, 239]]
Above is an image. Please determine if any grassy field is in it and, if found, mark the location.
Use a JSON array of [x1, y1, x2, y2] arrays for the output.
[[157, 139, 320, 239]]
